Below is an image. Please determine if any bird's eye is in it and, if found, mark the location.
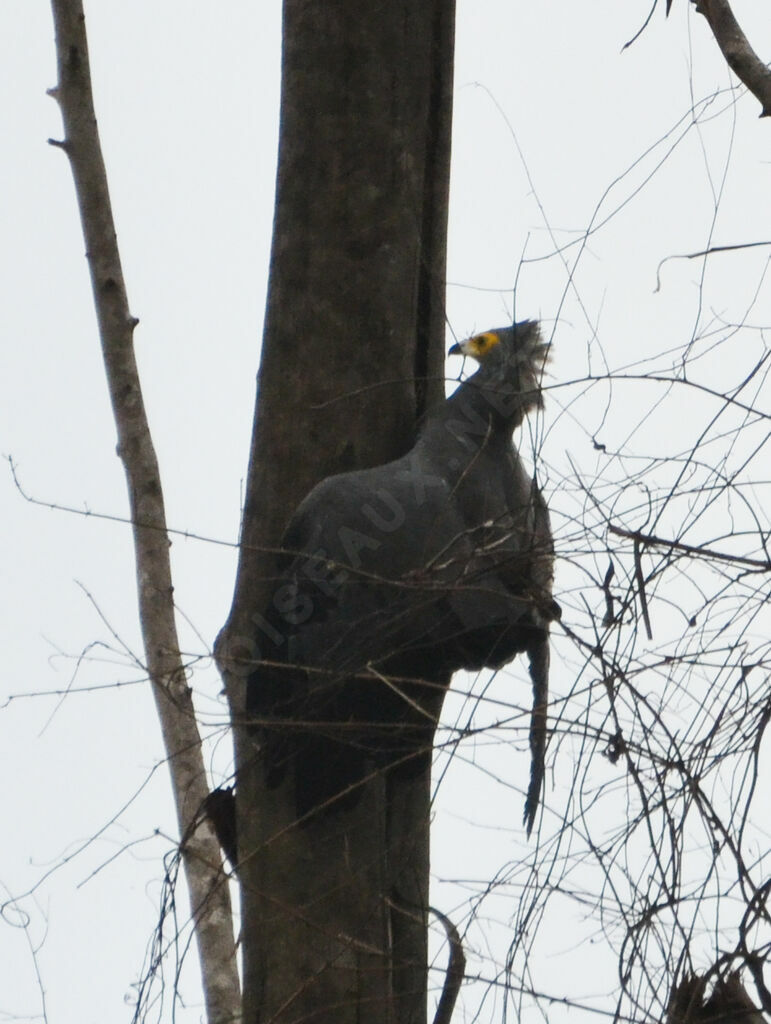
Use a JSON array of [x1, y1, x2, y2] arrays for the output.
[[476, 332, 499, 353]]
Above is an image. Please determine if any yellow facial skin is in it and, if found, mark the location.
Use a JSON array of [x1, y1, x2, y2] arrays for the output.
[[451, 331, 501, 361]]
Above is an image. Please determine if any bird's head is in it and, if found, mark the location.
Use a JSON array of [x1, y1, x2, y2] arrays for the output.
[[448, 328, 506, 361], [448, 320, 550, 423], [448, 321, 543, 364]]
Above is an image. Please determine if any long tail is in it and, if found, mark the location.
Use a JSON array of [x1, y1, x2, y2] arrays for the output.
[[524, 632, 549, 837]]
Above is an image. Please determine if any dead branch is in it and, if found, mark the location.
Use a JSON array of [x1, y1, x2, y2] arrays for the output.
[[47, 3, 240, 1021], [692, 0, 771, 117], [429, 906, 466, 1024], [389, 895, 466, 1024]]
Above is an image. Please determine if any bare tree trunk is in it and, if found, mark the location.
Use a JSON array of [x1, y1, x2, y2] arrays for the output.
[[216, 0, 455, 1020], [48, 4, 240, 1021]]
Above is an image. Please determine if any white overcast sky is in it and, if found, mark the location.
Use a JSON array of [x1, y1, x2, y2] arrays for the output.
[[2, 3, 770, 1023]]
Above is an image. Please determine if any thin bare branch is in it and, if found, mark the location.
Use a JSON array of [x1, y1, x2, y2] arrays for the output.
[[609, 524, 771, 572], [47, 3, 240, 1021], [654, 240, 771, 292]]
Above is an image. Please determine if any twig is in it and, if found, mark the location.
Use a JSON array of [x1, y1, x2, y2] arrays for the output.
[[609, 524, 771, 571], [633, 538, 654, 641], [654, 240, 771, 291]]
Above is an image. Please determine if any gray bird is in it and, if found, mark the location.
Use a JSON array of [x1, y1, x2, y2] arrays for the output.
[[247, 320, 558, 833]]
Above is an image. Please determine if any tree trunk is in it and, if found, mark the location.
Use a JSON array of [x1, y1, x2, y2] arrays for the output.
[[216, 0, 455, 1020]]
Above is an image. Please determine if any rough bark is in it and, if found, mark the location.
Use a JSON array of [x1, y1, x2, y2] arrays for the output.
[[48, 4, 240, 1021], [693, 0, 771, 117], [216, 0, 455, 1020]]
